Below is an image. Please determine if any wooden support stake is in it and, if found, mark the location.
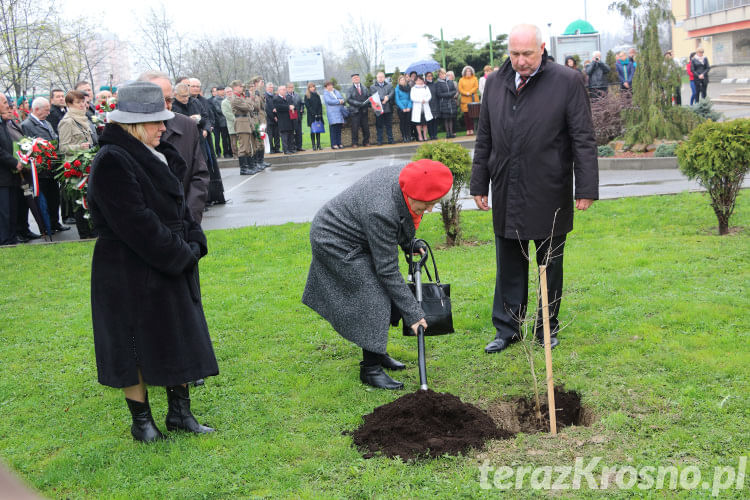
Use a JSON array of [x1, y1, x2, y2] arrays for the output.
[[539, 265, 557, 435]]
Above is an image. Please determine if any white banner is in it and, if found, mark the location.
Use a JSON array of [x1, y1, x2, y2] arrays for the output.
[[384, 43, 420, 74], [288, 52, 325, 82]]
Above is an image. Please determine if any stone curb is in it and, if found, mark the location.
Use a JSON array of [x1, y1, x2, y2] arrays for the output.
[[217, 137, 476, 169], [598, 157, 678, 170]]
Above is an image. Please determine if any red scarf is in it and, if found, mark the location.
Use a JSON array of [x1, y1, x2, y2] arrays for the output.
[[403, 192, 422, 230]]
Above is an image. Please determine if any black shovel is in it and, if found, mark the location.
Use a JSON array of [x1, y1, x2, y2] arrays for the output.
[[404, 239, 454, 391]]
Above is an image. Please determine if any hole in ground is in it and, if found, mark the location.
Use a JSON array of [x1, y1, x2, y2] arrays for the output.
[[486, 387, 597, 434]]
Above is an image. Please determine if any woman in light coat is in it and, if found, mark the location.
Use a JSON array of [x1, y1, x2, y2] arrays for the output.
[[322, 81, 345, 149], [409, 75, 432, 142]]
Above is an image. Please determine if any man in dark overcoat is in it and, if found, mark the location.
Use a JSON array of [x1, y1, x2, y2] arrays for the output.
[[272, 86, 294, 154], [139, 71, 209, 224], [470, 24, 599, 353], [346, 73, 370, 147]]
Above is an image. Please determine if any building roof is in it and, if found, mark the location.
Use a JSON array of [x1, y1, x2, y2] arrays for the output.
[[563, 19, 597, 35]]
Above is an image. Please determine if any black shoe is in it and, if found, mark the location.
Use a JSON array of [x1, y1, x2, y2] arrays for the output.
[[379, 353, 406, 370], [20, 230, 41, 240], [126, 393, 165, 443], [359, 363, 404, 390], [16, 233, 30, 243], [484, 336, 511, 353], [297, 148, 306, 152], [165, 385, 214, 434], [387, 140, 394, 144], [63, 217, 76, 224], [536, 336, 559, 349], [191, 379, 205, 387], [51, 224, 70, 232]]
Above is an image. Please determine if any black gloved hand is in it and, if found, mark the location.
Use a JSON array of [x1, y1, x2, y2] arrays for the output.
[[410, 238, 428, 255], [189, 241, 202, 260]]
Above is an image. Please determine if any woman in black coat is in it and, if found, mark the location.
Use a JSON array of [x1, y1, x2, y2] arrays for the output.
[[304, 82, 324, 150], [690, 47, 710, 102], [435, 69, 458, 138], [302, 160, 453, 390], [87, 81, 218, 443]]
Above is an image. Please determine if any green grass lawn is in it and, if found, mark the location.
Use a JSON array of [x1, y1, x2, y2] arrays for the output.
[[1, 191, 749, 498]]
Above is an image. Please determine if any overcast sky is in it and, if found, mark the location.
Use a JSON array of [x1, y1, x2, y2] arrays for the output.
[[65, 0, 629, 54]]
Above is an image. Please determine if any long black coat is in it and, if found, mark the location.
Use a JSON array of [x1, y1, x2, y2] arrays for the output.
[[470, 53, 599, 240], [304, 92, 324, 127], [302, 166, 423, 354], [87, 123, 218, 388], [435, 79, 458, 118], [273, 95, 293, 132], [163, 113, 209, 224]]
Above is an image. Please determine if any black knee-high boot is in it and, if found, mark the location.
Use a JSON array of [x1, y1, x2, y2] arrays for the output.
[[126, 392, 165, 443], [165, 385, 214, 434]]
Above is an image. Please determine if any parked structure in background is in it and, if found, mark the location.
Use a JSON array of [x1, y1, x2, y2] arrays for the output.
[[672, 0, 750, 80]]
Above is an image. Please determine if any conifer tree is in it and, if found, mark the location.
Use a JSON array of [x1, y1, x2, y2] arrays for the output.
[[624, 7, 700, 145]]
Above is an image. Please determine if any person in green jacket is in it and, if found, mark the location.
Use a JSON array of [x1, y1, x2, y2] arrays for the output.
[[221, 86, 236, 158]]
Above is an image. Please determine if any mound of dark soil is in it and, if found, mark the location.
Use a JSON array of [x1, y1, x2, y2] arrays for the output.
[[487, 387, 595, 434], [352, 389, 512, 460]]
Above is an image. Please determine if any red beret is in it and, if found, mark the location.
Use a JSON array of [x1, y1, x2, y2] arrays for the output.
[[399, 159, 454, 202]]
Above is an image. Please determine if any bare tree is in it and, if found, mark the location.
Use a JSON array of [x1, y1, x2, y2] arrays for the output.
[[42, 20, 108, 91], [0, 0, 68, 96], [136, 3, 188, 79], [255, 38, 289, 86], [186, 36, 258, 90], [341, 15, 387, 74]]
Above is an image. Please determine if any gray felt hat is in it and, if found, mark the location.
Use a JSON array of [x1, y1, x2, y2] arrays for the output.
[[108, 81, 174, 124]]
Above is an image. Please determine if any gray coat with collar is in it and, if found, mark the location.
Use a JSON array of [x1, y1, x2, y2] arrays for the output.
[[302, 166, 423, 354]]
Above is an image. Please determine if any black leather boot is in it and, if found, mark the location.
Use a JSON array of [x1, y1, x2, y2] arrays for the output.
[[258, 150, 271, 168], [247, 154, 262, 174], [165, 385, 215, 434], [126, 393, 165, 443], [359, 363, 404, 390], [380, 353, 406, 370], [239, 156, 253, 175]]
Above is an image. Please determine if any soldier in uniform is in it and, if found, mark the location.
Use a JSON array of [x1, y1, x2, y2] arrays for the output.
[[251, 77, 271, 169], [229, 80, 262, 175]]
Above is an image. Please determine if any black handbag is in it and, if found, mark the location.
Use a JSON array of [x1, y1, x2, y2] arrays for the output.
[[402, 239, 454, 336]]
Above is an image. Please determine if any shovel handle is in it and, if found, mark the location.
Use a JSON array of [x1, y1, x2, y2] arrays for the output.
[[417, 325, 428, 390]]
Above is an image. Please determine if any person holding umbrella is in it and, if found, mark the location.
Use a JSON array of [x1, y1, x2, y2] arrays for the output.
[[302, 160, 453, 390]]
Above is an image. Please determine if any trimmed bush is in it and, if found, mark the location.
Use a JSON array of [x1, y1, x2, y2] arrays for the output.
[[654, 142, 679, 157], [690, 99, 722, 122], [677, 119, 750, 235], [597, 145, 615, 157], [412, 141, 472, 246]]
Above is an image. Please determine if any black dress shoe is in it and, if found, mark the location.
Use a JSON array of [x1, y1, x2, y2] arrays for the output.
[[536, 336, 559, 349], [191, 379, 205, 387], [484, 336, 511, 353], [52, 224, 70, 232], [379, 353, 406, 370], [16, 233, 30, 243], [359, 363, 404, 390], [63, 217, 76, 224], [20, 230, 41, 239]]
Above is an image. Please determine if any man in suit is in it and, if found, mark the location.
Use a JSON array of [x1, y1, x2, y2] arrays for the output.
[[369, 72, 395, 145], [21, 97, 69, 234], [139, 71, 209, 224], [273, 85, 294, 154], [286, 83, 305, 152], [0, 94, 23, 246], [346, 73, 370, 147], [471, 24, 598, 354], [47, 89, 66, 134], [264, 83, 280, 153]]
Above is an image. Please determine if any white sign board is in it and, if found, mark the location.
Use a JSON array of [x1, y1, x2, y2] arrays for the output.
[[384, 43, 420, 74], [288, 52, 325, 82]]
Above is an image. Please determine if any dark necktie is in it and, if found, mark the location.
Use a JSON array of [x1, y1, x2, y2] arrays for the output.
[[517, 75, 529, 95]]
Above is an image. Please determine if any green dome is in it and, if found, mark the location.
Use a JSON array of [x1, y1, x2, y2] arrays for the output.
[[562, 19, 597, 35]]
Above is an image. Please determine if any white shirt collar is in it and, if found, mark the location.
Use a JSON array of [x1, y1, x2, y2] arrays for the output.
[[515, 64, 541, 88]]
